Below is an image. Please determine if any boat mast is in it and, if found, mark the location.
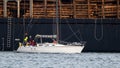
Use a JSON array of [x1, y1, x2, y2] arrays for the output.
[[23, 0, 26, 38], [56, 0, 59, 43]]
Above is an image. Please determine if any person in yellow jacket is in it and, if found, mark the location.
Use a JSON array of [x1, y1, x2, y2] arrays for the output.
[[24, 36, 28, 42], [23, 34, 28, 46]]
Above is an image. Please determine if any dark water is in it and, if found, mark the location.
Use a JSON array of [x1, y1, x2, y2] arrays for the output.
[[0, 52, 120, 68]]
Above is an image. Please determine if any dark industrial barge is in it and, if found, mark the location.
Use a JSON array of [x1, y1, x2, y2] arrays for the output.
[[0, 0, 120, 52]]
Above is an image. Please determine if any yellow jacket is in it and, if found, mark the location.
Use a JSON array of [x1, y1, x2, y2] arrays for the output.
[[24, 36, 28, 42]]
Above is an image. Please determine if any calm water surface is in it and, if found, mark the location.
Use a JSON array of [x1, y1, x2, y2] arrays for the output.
[[0, 52, 120, 68]]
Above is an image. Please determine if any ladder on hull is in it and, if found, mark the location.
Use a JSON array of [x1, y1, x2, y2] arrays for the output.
[[7, 17, 12, 48]]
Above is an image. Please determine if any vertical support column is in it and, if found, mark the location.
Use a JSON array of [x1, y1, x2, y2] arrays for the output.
[[17, 0, 21, 18], [44, 0, 47, 18], [73, 0, 76, 19], [117, 0, 119, 18], [88, 0, 90, 18], [59, 0, 61, 18], [3, 0, 7, 18], [30, 0, 33, 18], [102, 0, 105, 18]]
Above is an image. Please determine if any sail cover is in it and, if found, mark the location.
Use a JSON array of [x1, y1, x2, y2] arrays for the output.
[[35, 34, 57, 38]]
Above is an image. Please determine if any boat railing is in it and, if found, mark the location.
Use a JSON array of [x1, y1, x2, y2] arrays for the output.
[[59, 40, 86, 46]]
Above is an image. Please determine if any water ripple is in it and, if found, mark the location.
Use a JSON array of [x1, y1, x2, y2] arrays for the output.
[[0, 52, 120, 68]]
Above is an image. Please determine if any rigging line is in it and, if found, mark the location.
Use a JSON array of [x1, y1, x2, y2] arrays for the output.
[[52, 17, 55, 35], [53, 22, 56, 35], [63, 30, 80, 41], [60, 0, 81, 42], [59, 0, 62, 41], [17, 23, 23, 39], [59, 17, 61, 41], [66, 0, 82, 41], [26, 18, 33, 34], [94, 18, 104, 41], [74, 19, 83, 40], [66, 20, 81, 42]]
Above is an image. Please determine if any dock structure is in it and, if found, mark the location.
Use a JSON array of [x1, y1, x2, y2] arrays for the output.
[[0, 0, 120, 19]]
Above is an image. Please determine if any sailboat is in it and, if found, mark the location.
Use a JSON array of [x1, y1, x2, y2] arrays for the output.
[[17, 0, 85, 53]]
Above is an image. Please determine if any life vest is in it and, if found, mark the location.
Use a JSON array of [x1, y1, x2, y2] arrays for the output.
[[24, 36, 28, 42]]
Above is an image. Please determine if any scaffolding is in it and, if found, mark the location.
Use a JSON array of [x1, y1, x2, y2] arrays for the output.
[[0, 0, 120, 19]]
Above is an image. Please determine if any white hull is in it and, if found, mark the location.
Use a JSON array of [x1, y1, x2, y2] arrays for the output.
[[17, 45, 84, 53]]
